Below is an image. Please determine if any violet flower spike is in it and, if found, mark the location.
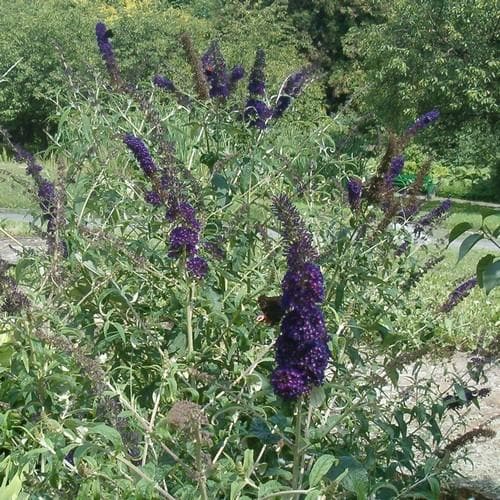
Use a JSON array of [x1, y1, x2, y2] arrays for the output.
[[123, 134, 158, 177], [270, 195, 330, 400], [273, 69, 308, 119], [347, 178, 363, 211], [414, 198, 451, 235], [407, 108, 440, 136], [440, 277, 477, 312], [95, 22, 120, 84], [201, 41, 229, 98], [244, 98, 272, 129], [153, 75, 176, 92], [248, 48, 266, 96], [186, 256, 208, 279], [385, 155, 404, 186]]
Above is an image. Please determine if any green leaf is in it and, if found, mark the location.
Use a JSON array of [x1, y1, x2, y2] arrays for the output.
[[304, 491, 321, 500], [0, 473, 23, 499], [458, 233, 482, 262], [230, 480, 245, 500], [243, 449, 254, 476], [482, 259, 500, 295], [309, 386, 325, 409], [447, 222, 472, 245], [257, 480, 282, 498], [493, 224, 500, 238], [480, 208, 499, 221], [248, 418, 280, 444], [86, 423, 123, 448], [476, 254, 495, 287], [309, 454, 336, 487]]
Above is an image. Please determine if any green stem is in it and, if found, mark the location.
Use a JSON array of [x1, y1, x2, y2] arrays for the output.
[[246, 166, 253, 295], [291, 396, 304, 499], [186, 272, 194, 355], [194, 424, 209, 500]]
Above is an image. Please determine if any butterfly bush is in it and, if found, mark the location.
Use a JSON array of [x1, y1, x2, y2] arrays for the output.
[[347, 177, 363, 211], [414, 198, 452, 235], [440, 277, 478, 312], [270, 195, 330, 399], [95, 22, 121, 85], [123, 134, 208, 279], [406, 108, 440, 136]]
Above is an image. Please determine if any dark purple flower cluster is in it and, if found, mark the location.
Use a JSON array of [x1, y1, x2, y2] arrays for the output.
[[95, 22, 120, 84], [270, 195, 330, 400], [124, 133, 208, 279], [123, 134, 158, 177], [347, 178, 363, 211], [186, 256, 209, 279], [273, 69, 308, 119], [244, 98, 272, 130], [153, 75, 176, 92], [168, 226, 199, 258], [385, 155, 405, 186], [440, 277, 477, 312], [248, 49, 266, 96], [201, 42, 230, 98], [13, 145, 56, 216], [229, 65, 245, 87], [406, 108, 440, 136], [145, 191, 162, 207], [414, 198, 451, 234]]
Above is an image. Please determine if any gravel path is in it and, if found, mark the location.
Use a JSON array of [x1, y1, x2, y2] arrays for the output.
[[397, 352, 500, 499]]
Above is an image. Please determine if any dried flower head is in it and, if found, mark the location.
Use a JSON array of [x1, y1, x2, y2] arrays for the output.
[[167, 401, 208, 431]]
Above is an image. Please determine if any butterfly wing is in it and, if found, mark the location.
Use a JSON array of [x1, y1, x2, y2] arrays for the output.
[[257, 295, 284, 325]]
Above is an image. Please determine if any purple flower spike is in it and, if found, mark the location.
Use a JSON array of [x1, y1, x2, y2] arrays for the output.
[[95, 22, 120, 83], [270, 195, 330, 400], [440, 277, 477, 312], [248, 49, 266, 96], [153, 75, 176, 92], [38, 180, 56, 210], [168, 226, 199, 258], [271, 367, 310, 399], [123, 134, 158, 177], [414, 198, 451, 234], [244, 98, 272, 129], [281, 263, 325, 309], [201, 41, 229, 98], [230, 65, 245, 83], [385, 155, 404, 185], [273, 69, 308, 119], [347, 178, 363, 211], [145, 191, 162, 207], [407, 108, 440, 136], [186, 256, 208, 279]]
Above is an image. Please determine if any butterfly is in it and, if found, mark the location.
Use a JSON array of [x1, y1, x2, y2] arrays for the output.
[[257, 295, 284, 325]]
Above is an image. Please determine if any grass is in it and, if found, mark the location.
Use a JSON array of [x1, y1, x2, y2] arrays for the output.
[[0, 160, 36, 209], [0, 219, 33, 236], [0, 156, 57, 210]]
